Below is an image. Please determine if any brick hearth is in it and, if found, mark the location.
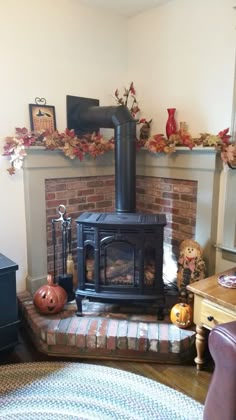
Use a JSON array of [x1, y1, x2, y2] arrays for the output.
[[18, 291, 196, 363]]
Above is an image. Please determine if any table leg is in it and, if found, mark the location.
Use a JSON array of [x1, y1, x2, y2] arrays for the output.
[[194, 324, 207, 370]]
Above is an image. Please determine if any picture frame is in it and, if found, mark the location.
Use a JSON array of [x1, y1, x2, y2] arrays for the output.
[[29, 103, 57, 132]]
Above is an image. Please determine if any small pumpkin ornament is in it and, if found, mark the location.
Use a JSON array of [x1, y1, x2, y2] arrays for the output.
[[33, 274, 67, 315], [170, 303, 193, 329]]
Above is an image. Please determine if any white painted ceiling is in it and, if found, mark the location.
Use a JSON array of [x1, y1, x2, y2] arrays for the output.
[[79, 0, 173, 17]]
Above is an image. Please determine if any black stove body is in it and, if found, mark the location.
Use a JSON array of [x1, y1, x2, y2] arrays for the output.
[[76, 212, 166, 318], [67, 96, 167, 318]]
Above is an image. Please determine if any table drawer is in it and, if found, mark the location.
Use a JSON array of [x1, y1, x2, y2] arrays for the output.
[[201, 300, 236, 328]]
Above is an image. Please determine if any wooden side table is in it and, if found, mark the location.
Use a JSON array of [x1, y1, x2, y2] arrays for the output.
[[187, 267, 236, 370]]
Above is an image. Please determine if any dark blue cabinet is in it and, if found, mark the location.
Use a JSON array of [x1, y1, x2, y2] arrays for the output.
[[0, 254, 19, 351]]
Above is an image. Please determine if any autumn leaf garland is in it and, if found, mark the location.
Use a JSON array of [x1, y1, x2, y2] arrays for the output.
[[2, 125, 232, 175], [2, 128, 114, 175]]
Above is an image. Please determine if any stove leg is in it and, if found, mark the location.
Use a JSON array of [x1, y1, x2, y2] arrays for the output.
[[157, 307, 164, 321], [75, 296, 83, 316]]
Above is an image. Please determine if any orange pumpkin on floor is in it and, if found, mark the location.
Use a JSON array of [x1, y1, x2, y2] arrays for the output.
[[170, 303, 193, 329], [33, 274, 67, 315]]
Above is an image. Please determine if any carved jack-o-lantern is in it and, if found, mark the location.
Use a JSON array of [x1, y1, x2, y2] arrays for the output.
[[170, 303, 193, 329], [33, 274, 67, 315]]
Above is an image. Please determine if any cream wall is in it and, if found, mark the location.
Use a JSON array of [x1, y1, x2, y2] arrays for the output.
[[1, 0, 235, 291], [0, 0, 127, 291], [127, 0, 236, 134], [127, 0, 236, 272]]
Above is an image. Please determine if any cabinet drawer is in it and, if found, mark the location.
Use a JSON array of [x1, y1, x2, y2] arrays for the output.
[[201, 300, 236, 328], [0, 321, 19, 351]]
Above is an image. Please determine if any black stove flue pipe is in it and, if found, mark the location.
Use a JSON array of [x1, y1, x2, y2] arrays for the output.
[[70, 104, 137, 213]]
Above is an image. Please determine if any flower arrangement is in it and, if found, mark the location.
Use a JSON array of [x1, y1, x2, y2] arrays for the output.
[[2, 83, 234, 175], [113, 83, 232, 160], [114, 81, 141, 119], [114, 82, 152, 140]]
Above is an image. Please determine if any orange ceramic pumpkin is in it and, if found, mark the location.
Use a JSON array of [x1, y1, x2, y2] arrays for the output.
[[170, 303, 193, 329], [33, 274, 67, 315]]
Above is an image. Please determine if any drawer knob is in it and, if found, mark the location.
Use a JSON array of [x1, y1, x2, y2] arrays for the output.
[[207, 316, 214, 322]]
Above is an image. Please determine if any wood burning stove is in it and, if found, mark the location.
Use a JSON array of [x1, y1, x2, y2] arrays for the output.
[[76, 212, 166, 319], [67, 96, 167, 319]]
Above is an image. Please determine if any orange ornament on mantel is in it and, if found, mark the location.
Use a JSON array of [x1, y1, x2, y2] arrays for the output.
[[33, 274, 67, 315], [170, 303, 193, 329]]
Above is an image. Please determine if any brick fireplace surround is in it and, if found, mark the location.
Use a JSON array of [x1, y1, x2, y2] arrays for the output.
[[45, 175, 197, 279], [21, 147, 222, 362]]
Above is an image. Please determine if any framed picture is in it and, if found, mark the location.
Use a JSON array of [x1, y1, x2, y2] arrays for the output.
[[29, 103, 57, 132]]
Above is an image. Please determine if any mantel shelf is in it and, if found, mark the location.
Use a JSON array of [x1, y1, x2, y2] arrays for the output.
[[23, 145, 222, 173], [26, 145, 218, 153]]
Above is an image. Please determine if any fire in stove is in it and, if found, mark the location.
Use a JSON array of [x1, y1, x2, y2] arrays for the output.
[[85, 246, 156, 287]]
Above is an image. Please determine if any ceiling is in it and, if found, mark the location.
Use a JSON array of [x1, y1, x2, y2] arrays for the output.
[[78, 0, 173, 17]]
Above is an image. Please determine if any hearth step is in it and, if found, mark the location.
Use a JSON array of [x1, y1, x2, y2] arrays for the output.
[[17, 291, 196, 364]]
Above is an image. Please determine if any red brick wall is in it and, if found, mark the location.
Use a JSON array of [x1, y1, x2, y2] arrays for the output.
[[45, 175, 197, 279], [136, 176, 197, 256], [45, 176, 115, 276]]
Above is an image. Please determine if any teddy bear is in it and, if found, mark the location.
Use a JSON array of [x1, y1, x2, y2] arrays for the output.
[[177, 239, 206, 304]]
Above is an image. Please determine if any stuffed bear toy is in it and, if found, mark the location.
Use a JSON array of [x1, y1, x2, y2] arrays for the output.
[[177, 239, 206, 303]]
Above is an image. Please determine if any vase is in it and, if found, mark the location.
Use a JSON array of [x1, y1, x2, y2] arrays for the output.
[[166, 108, 177, 138]]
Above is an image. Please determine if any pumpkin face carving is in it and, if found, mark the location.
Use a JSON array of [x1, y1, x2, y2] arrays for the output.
[[33, 274, 67, 315], [170, 303, 193, 329]]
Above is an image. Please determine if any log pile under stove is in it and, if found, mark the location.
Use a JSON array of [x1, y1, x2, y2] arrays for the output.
[[66, 95, 167, 319]]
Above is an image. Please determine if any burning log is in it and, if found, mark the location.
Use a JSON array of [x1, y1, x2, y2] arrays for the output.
[[85, 258, 155, 287], [105, 261, 133, 279]]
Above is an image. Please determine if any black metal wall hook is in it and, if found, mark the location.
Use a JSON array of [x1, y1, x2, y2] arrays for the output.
[[35, 97, 47, 106]]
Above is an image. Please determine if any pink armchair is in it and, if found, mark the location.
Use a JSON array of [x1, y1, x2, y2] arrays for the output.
[[203, 321, 236, 420]]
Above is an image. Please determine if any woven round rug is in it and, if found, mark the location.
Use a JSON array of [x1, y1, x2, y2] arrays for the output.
[[0, 362, 203, 419]]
